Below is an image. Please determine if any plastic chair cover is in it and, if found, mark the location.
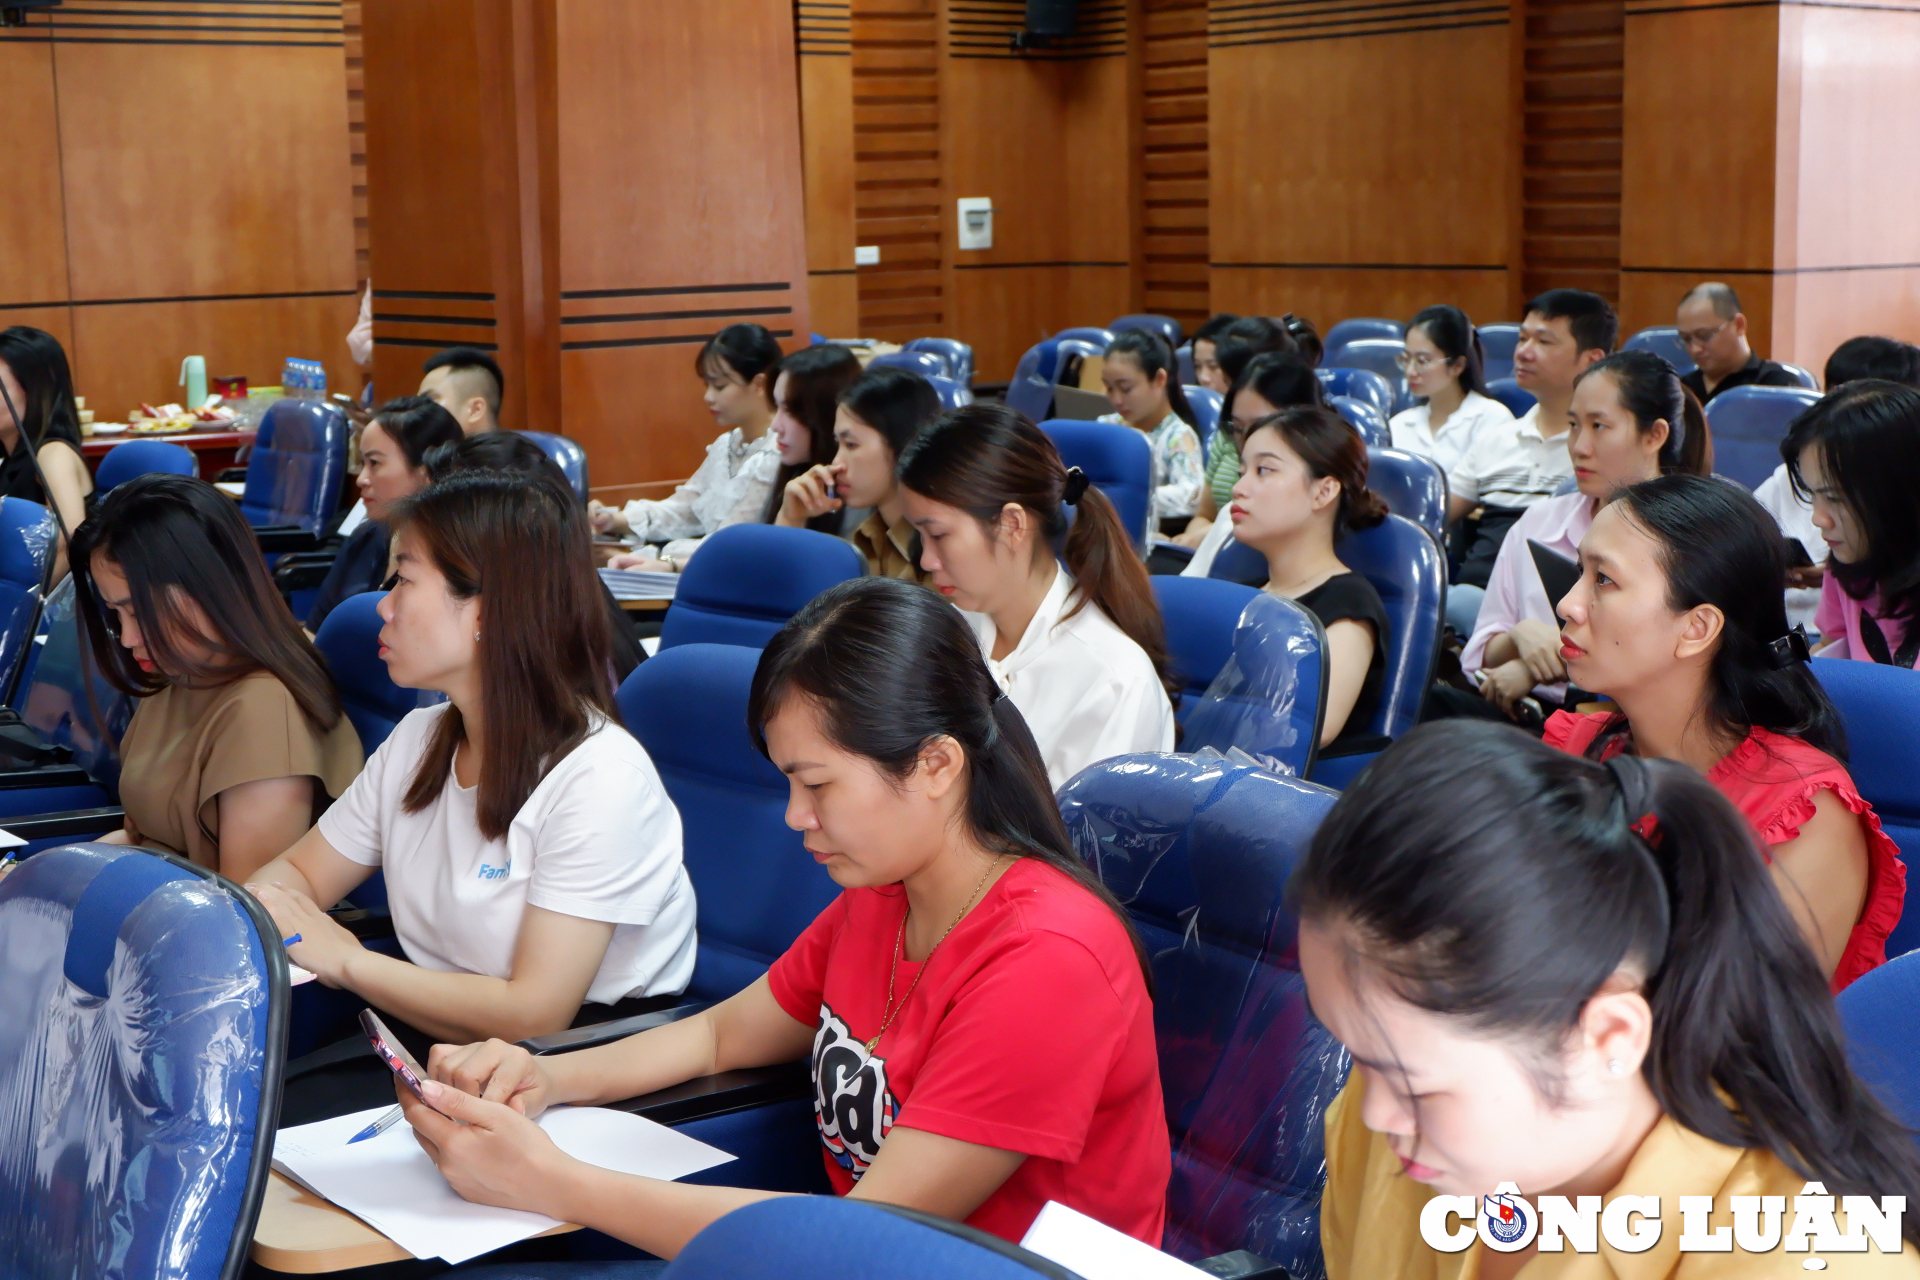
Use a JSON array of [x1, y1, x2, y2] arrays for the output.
[[0, 843, 285, 1280], [1330, 395, 1389, 447], [238, 398, 349, 534], [0, 496, 54, 700], [1185, 384, 1223, 456], [926, 374, 974, 411], [903, 337, 974, 387], [17, 575, 132, 790], [1182, 592, 1328, 778], [516, 431, 590, 503], [1058, 755, 1349, 1277]]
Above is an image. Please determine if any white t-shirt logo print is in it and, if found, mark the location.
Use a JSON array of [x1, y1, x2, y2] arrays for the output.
[[811, 1004, 895, 1180], [476, 862, 511, 881]]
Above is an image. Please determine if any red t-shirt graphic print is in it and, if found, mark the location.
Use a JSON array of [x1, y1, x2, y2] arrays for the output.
[[767, 856, 1169, 1246]]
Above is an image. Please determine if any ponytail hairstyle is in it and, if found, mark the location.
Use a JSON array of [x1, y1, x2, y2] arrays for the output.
[[1587, 475, 1844, 760], [1405, 305, 1490, 400], [1292, 720, 1920, 1244], [761, 343, 863, 529], [749, 576, 1152, 989], [1213, 314, 1298, 391], [389, 469, 616, 838], [897, 402, 1176, 704], [1242, 405, 1389, 538], [694, 323, 782, 409], [1223, 351, 1326, 447], [1783, 379, 1920, 627], [1574, 350, 1712, 477], [839, 365, 944, 465], [1104, 329, 1197, 429]]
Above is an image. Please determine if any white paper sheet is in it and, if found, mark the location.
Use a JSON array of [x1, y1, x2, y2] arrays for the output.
[[273, 1104, 734, 1264], [1019, 1201, 1211, 1280]]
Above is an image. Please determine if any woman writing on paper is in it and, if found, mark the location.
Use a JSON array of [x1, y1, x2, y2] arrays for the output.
[[396, 577, 1170, 1271]]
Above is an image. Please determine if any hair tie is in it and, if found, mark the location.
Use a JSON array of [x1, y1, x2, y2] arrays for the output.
[[1766, 623, 1812, 669], [1062, 466, 1090, 507]]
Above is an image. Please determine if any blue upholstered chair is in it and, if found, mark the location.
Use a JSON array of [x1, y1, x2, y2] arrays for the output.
[[1052, 325, 1116, 348], [312, 590, 413, 755], [1154, 579, 1328, 778], [1176, 342, 1196, 386], [1330, 339, 1412, 414], [1476, 322, 1521, 382], [0, 496, 54, 701], [656, 524, 864, 651], [1038, 418, 1154, 555], [926, 374, 973, 411], [1366, 446, 1449, 540], [93, 439, 197, 491], [517, 430, 590, 503], [1059, 754, 1348, 1276], [1323, 317, 1404, 367], [1623, 326, 1696, 376], [903, 337, 974, 387], [618, 643, 842, 1002], [667, 1199, 1071, 1279], [1185, 384, 1224, 456], [1486, 376, 1538, 418], [1330, 395, 1389, 447], [1006, 338, 1104, 423], [238, 398, 350, 543], [0, 842, 286, 1280], [1837, 950, 1920, 1135], [1814, 657, 1920, 957], [1315, 367, 1395, 420], [1111, 313, 1184, 352], [1778, 362, 1820, 391], [866, 349, 948, 381], [1703, 384, 1822, 490]]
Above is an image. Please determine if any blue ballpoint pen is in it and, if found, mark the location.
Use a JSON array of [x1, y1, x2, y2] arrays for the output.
[[347, 1104, 405, 1144], [283, 933, 302, 947]]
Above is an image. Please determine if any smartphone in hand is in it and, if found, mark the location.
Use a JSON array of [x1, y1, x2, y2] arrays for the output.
[[361, 1009, 429, 1100]]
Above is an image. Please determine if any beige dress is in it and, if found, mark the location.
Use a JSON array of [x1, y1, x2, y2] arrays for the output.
[[117, 670, 364, 871]]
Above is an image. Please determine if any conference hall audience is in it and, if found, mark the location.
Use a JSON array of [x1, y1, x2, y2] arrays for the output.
[[420, 346, 507, 436], [0, 326, 94, 575], [1675, 281, 1803, 404], [1445, 288, 1616, 639], [251, 470, 695, 1120], [72, 475, 363, 883], [1177, 351, 1326, 560], [1305, 721, 1920, 1279], [1224, 405, 1391, 749], [592, 323, 782, 572], [1386, 304, 1513, 476], [1462, 350, 1708, 719], [776, 365, 943, 582], [758, 343, 862, 534], [305, 395, 464, 632], [1188, 311, 1238, 395], [897, 403, 1177, 789], [1186, 314, 1323, 541], [1097, 329, 1205, 527], [1784, 380, 1920, 668], [1550, 475, 1902, 990]]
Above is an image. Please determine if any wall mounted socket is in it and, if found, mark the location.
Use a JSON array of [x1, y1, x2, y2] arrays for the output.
[[957, 197, 993, 251], [854, 245, 880, 265]]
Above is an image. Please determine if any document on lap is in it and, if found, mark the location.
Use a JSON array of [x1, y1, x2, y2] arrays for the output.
[[599, 567, 679, 601], [1020, 1201, 1211, 1280], [273, 1105, 734, 1264]]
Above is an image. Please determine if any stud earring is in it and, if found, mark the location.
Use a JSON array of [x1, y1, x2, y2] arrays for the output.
[[474, 631, 481, 642], [1608, 1059, 1626, 1076]]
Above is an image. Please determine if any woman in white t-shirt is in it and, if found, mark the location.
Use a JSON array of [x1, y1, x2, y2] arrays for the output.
[[591, 323, 782, 573], [897, 403, 1176, 790], [1387, 305, 1513, 476], [250, 469, 696, 1051]]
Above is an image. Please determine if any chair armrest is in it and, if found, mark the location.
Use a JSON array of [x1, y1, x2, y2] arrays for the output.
[[1155, 541, 1197, 565], [273, 556, 338, 593], [216, 466, 247, 483], [1314, 731, 1393, 760], [1195, 1250, 1292, 1280], [0, 806, 124, 840], [326, 905, 396, 941], [606, 1060, 812, 1127], [252, 526, 322, 554], [518, 1001, 711, 1056]]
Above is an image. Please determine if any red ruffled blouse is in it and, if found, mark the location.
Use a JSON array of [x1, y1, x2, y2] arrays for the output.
[[1544, 712, 1905, 993]]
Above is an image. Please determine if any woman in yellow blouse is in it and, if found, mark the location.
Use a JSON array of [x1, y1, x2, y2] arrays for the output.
[[1296, 720, 1920, 1279]]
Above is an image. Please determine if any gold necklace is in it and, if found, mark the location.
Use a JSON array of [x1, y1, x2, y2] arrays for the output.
[[865, 854, 1008, 1054]]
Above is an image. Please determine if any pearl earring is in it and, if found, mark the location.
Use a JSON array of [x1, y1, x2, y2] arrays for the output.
[[474, 631, 481, 642], [1608, 1059, 1626, 1076]]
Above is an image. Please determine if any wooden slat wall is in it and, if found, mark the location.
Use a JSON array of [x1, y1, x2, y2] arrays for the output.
[[852, 0, 947, 340], [344, 3, 369, 287], [798, 1, 860, 336], [1521, 0, 1623, 305], [1139, 0, 1209, 329]]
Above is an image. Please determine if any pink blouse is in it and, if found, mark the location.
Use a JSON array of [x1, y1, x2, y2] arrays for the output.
[[1815, 573, 1916, 667]]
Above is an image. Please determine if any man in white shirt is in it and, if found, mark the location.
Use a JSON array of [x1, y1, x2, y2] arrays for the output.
[[1443, 289, 1615, 637]]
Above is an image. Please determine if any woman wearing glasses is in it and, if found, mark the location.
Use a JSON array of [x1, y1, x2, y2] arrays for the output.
[[1386, 305, 1513, 476]]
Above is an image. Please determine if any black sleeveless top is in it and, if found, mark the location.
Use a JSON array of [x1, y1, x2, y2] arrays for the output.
[[0, 424, 83, 507]]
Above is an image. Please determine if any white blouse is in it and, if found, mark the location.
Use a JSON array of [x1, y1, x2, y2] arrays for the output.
[[1098, 410, 1206, 521], [962, 565, 1176, 790], [1387, 389, 1514, 477], [618, 428, 781, 567]]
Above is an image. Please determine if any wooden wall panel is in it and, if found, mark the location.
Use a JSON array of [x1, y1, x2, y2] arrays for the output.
[[799, 1, 860, 336], [852, 0, 946, 339], [344, 3, 369, 287], [1139, 0, 1209, 329], [1521, 0, 1623, 306], [1209, 12, 1515, 333], [0, 4, 360, 423]]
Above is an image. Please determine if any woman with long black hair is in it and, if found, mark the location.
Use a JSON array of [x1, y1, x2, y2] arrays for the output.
[[760, 342, 862, 533], [0, 326, 94, 575], [392, 578, 1170, 1272], [1300, 720, 1920, 1278], [1386, 304, 1513, 475], [898, 403, 1176, 788], [1550, 474, 1903, 991]]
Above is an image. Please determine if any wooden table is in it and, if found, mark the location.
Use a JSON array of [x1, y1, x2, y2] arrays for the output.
[[81, 428, 252, 480], [251, 1170, 577, 1274], [619, 597, 670, 613]]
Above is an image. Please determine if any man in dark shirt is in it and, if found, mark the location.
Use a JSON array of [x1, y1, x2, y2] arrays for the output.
[[1675, 281, 1803, 403]]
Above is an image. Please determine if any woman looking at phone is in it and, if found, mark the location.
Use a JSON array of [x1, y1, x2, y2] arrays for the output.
[[397, 578, 1170, 1271]]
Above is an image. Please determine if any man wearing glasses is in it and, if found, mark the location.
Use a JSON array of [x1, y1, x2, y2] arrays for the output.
[[1675, 282, 1800, 403]]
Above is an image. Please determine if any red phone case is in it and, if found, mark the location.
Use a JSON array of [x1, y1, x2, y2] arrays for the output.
[[360, 1009, 429, 1100]]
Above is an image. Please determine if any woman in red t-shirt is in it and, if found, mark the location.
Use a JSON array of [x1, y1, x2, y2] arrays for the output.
[[1548, 474, 1903, 992], [392, 576, 1171, 1269]]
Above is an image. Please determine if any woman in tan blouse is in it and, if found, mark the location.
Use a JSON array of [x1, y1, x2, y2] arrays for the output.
[[72, 474, 362, 882]]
